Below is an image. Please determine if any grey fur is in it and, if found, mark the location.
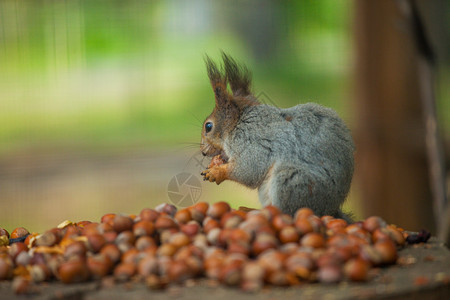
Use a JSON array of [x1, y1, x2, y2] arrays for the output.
[[223, 103, 355, 220]]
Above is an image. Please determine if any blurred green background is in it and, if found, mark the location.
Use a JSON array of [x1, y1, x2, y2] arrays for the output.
[[0, 0, 448, 233]]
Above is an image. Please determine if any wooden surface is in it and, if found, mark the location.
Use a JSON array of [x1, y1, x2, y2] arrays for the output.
[[1, 238, 449, 300]]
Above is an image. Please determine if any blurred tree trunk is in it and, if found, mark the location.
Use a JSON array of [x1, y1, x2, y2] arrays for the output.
[[353, 0, 447, 234]]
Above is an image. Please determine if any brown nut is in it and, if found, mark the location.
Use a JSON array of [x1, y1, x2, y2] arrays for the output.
[[167, 260, 192, 283], [294, 207, 314, 220], [138, 255, 158, 276], [86, 233, 106, 253], [174, 208, 192, 224], [154, 215, 178, 232], [155, 203, 178, 217], [100, 244, 121, 264], [0, 227, 10, 238], [317, 265, 342, 283], [58, 258, 90, 284], [133, 220, 155, 237], [301, 232, 325, 248], [272, 214, 293, 232], [29, 264, 52, 283], [207, 201, 231, 220], [87, 254, 113, 279], [180, 221, 201, 238], [220, 262, 242, 286], [112, 215, 134, 233], [139, 208, 159, 222], [294, 218, 314, 235], [169, 232, 190, 249], [0, 257, 13, 280], [100, 213, 116, 225], [374, 240, 397, 265], [363, 216, 387, 233], [10, 227, 30, 239], [113, 262, 136, 282], [252, 232, 278, 256], [9, 242, 28, 261], [221, 212, 244, 229], [279, 226, 300, 244], [344, 258, 370, 281], [122, 248, 139, 264], [136, 236, 156, 251]]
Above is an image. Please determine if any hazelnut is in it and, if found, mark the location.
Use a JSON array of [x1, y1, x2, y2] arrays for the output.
[[86, 233, 106, 253], [279, 226, 300, 244], [363, 216, 387, 233], [220, 262, 242, 286], [167, 260, 192, 283], [15, 251, 31, 266], [207, 201, 231, 220], [136, 236, 156, 251], [9, 242, 28, 261], [272, 214, 293, 232], [139, 208, 159, 222], [12, 276, 31, 295], [87, 254, 113, 279], [221, 212, 244, 229], [157, 243, 177, 257], [191, 201, 209, 216], [228, 228, 251, 245], [326, 219, 348, 230], [0, 227, 10, 238], [100, 244, 121, 264], [252, 232, 278, 256], [133, 220, 155, 237], [374, 240, 397, 265], [115, 230, 135, 246], [0, 257, 13, 280], [169, 232, 191, 249], [258, 250, 286, 274], [30, 264, 51, 282], [137, 255, 158, 276], [58, 258, 90, 284], [228, 242, 250, 256], [317, 265, 342, 283], [174, 208, 192, 224], [155, 203, 177, 217], [100, 213, 116, 225], [103, 231, 118, 244], [261, 205, 281, 221], [294, 207, 314, 220], [242, 261, 265, 282], [146, 274, 168, 290], [122, 248, 139, 264], [113, 262, 136, 282], [202, 217, 220, 234], [301, 232, 325, 248], [10, 227, 30, 239], [112, 215, 134, 233], [385, 226, 406, 246], [344, 258, 370, 281], [154, 215, 178, 232], [180, 221, 201, 238], [294, 218, 314, 235]]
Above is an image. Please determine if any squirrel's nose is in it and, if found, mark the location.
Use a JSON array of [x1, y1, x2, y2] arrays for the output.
[[201, 152, 206, 157]]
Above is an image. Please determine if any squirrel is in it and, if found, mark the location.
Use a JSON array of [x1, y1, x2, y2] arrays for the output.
[[200, 53, 355, 221]]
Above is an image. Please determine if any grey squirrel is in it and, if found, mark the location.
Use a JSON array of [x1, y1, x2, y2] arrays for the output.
[[200, 53, 355, 221]]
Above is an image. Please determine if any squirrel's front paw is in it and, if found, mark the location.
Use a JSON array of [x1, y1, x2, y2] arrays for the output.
[[201, 165, 227, 185]]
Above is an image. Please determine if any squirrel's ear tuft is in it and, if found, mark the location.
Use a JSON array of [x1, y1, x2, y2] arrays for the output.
[[205, 55, 229, 107], [222, 52, 252, 97]]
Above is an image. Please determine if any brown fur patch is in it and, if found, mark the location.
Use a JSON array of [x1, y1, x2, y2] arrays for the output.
[[285, 115, 293, 122]]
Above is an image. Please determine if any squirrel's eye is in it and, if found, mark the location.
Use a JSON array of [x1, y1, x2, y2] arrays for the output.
[[205, 122, 213, 133]]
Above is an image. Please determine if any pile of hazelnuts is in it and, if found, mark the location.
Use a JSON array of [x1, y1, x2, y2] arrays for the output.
[[0, 202, 409, 294]]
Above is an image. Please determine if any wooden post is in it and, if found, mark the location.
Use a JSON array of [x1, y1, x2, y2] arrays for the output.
[[353, 0, 445, 233]]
